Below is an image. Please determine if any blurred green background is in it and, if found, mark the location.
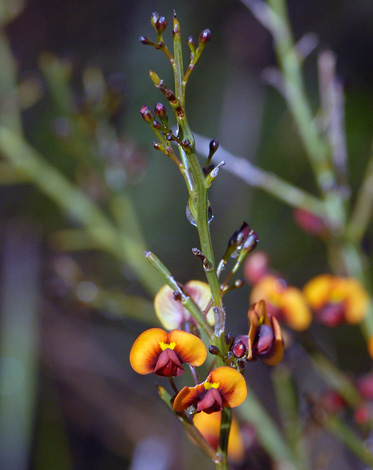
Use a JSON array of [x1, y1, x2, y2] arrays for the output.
[[0, 0, 373, 469]]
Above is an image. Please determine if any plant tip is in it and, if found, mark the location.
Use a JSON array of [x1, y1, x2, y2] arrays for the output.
[[199, 29, 212, 44]]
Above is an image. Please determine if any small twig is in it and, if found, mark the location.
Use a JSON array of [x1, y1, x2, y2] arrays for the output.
[[194, 132, 327, 218]]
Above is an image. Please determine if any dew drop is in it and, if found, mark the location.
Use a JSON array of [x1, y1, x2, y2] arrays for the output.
[[186, 199, 214, 226]]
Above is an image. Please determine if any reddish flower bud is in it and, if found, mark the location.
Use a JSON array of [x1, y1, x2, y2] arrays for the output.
[[199, 28, 212, 44], [187, 35, 196, 49], [155, 102, 167, 118], [232, 336, 248, 358], [209, 138, 219, 157], [140, 105, 155, 123], [139, 36, 153, 46], [208, 345, 220, 356], [156, 16, 167, 33]]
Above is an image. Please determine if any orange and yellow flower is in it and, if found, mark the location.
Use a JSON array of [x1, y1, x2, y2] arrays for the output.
[[247, 299, 283, 366], [193, 411, 244, 463], [250, 275, 312, 331], [129, 328, 207, 377], [173, 366, 247, 414], [303, 274, 369, 326], [154, 281, 214, 330]]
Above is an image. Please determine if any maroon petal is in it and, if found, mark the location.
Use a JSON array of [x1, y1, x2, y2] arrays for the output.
[[154, 349, 184, 377], [256, 324, 274, 355], [197, 388, 223, 414]]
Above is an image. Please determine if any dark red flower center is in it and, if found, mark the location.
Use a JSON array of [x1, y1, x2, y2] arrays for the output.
[[154, 348, 184, 377], [197, 387, 223, 414]]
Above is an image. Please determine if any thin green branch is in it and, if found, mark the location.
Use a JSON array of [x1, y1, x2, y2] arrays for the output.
[[0, 126, 162, 296], [158, 386, 220, 464], [346, 151, 373, 243], [239, 386, 297, 467], [194, 133, 327, 218], [145, 251, 214, 340], [272, 366, 309, 470]]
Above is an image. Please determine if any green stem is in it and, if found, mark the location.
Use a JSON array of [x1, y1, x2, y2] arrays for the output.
[[158, 386, 220, 464], [239, 386, 297, 466], [346, 152, 373, 243], [272, 366, 309, 470], [145, 251, 214, 340], [216, 407, 232, 470]]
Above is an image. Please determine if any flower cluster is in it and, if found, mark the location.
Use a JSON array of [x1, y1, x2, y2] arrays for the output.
[[245, 251, 369, 330], [130, 325, 247, 414], [130, 283, 285, 420]]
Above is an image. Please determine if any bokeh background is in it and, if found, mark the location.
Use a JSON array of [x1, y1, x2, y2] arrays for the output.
[[1, 0, 373, 468]]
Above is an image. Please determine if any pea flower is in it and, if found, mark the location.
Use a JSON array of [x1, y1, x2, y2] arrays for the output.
[[173, 366, 247, 414], [250, 275, 312, 331], [303, 274, 369, 326], [193, 411, 244, 463], [232, 300, 283, 366], [129, 328, 207, 377], [154, 280, 214, 330]]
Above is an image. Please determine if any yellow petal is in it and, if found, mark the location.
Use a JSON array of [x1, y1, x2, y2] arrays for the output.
[[129, 328, 168, 375], [303, 274, 334, 309], [344, 279, 369, 324], [281, 287, 312, 331], [169, 329, 207, 367]]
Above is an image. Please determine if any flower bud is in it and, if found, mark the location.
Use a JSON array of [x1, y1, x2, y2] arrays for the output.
[[155, 102, 167, 118], [150, 12, 160, 28], [139, 36, 153, 46], [232, 336, 248, 358], [156, 16, 167, 33], [209, 138, 219, 157], [199, 28, 212, 45], [140, 105, 155, 124], [187, 35, 196, 51], [208, 345, 220, 356]]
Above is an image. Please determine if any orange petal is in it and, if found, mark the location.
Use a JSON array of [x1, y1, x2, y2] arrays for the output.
[[169, 330, 207, 367], [193, 411, 244, 463], [303, 274, 334, 309], [281, 287, 312, 331], [247, 301, 266, 360], [154, 285, 186, 330], [250, 275, 286, 307], [186, 280, 214, 325], [210, 367, 247, 408], [173, 383, 205, 412], [343, 279, 369, 324], [129, 328, 168, 374], [262, 316, 284, 366]]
